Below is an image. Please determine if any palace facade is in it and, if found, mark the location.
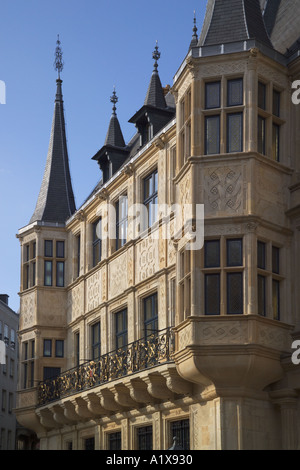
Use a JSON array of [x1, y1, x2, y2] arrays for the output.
[[15, 0, 300, 450]]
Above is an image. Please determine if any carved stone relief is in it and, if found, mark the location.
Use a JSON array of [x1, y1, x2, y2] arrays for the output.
[[86, 270, 102, 312], [20, 292, 36, 329], [205, 167, 242, 213], [136, 237, 159, 283], [108, 252, 128, 299]]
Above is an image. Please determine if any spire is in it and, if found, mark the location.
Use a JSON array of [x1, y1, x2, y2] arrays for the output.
[[144, 41, 167, 109], [29, 37, 76, 225], [189, 11, 198, 49], [198, 0, 272, 48], [104, 87, 126, 147]]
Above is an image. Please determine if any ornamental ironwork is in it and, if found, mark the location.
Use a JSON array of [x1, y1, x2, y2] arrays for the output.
[[37, 327, 174, 407]]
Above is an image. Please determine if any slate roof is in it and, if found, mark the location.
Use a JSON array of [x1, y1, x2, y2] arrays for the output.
[[104, 113, 126, 148], [144, 69, 167, 109], [29, 79, 76, 224], [199, 0, 273, 48]]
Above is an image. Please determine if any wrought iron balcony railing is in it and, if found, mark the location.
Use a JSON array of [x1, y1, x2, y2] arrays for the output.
[[37, 327, 174, 407]]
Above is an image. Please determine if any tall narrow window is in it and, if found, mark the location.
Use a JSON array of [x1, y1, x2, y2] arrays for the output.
[[257, 116, 266, 155], [205, 274, 220, 315], [108, 432, 121, 451], [258, 82, 266, 110], [227, 273, 243, 314], [91, 322, 101, 360], [144, 170, 158, 228], [56, 241, 65, 258], [77, 234, 81, 278], [144, 293, 158, 338], [227, 78, 243, 107], [205, 115, 220, 155], [44, 260, 53, 287], [56, 261, 65, 287], [116, 195, 128, 250], [205, 81, 221, 109], [272, 123, 280, 162], [75, 332, 80, 367], [115, 309, 128, 350], [227, 113, 243, 153], [93, 218, 102, 267]]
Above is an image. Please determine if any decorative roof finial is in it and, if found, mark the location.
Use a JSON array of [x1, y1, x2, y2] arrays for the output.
[[110, 86, 118, 115], [54, 34, 64, 79], [193, 11, 198, 41], [152, 40, 161, 72]]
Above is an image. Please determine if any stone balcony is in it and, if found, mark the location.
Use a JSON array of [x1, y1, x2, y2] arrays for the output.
[[173, 315, 294, 394]]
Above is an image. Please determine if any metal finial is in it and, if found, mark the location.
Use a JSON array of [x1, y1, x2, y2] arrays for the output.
[[110, 86, 118, 115], [192, 11, 198, 41], [54, 34, 64, 79], [152, 40, 161, 72]]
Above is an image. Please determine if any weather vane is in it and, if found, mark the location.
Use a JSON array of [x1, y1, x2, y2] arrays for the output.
[[152, 40, 161, 72], [110, 86, 118, 115], [54, 34, 64, 79]]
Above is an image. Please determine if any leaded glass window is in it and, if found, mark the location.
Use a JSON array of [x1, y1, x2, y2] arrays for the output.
[[205, 81, 221, 109], [272, 280, 280, 320], [258, 82, 266, 110], [227, 78, 243, 106], [227, 239, 243, 266], [205, 274, 220, 315], [116, 309, 128, 350], [227, 113, 243, 153], [273, 90, 280, 117], [204, 240, 220, 268], [227, 272, 243, 314], [56, 261, 64, 287], [258, 116, 266, 155], [205, 115, 220, 155], [257, 241, 266, 270], [272, 123, 280, 162], [258, 275, 266, 316]]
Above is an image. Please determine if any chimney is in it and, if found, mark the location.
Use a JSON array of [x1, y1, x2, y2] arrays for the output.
[[0, 295, 9, 305]]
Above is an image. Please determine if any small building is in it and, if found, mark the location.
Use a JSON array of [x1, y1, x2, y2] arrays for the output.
[[0, 295, 19, 449]]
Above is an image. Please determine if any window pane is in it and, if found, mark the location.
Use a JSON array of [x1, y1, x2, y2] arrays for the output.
[[257, 241, 266, 269], [43, 367, 61, 381], [44, 260, 53, 286], [272, 246, 280, 274], [144, 294, 158, 336], [257, 116, 265, 155], [227, 273, 243, 314], [272, 280, 280, 320], [171, 419, 190, 450], [116, 309, 128, 350], [272, 124, 280, 162], [92, 322, 101, 360], [56, 241, 65, 258], [227, 79, 243, 106], [56, 261, 65, 287], [227, 113, 243, 153], [137, 426, 153, 450], [258, 275, 266, 316], [227, 239, 243, 266], [205, 116, 220, 155], [205, 274, 220, 315], [205, 82, 221, 109], [43, 339, 52, 357], [258, 82, 266, 110], [55, 340, 64, 358], [84, 437, 95, 451], [273, 90, 280, 117], [204, 240, 220, 268], [108, 432, 121, 451], [45, 240, 53, 257]]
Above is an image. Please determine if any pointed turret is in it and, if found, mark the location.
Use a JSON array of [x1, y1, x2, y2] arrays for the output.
[[30, 36, 76, 224], [198, 0, 272, 48], [104, 88, 126, 148], [129, 42, 175, 147], [144, 42, 167, 109], [92, 88, 129, 183]]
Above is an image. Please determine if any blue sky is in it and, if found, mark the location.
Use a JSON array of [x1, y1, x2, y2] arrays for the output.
[[0, 0, 206, 312]]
